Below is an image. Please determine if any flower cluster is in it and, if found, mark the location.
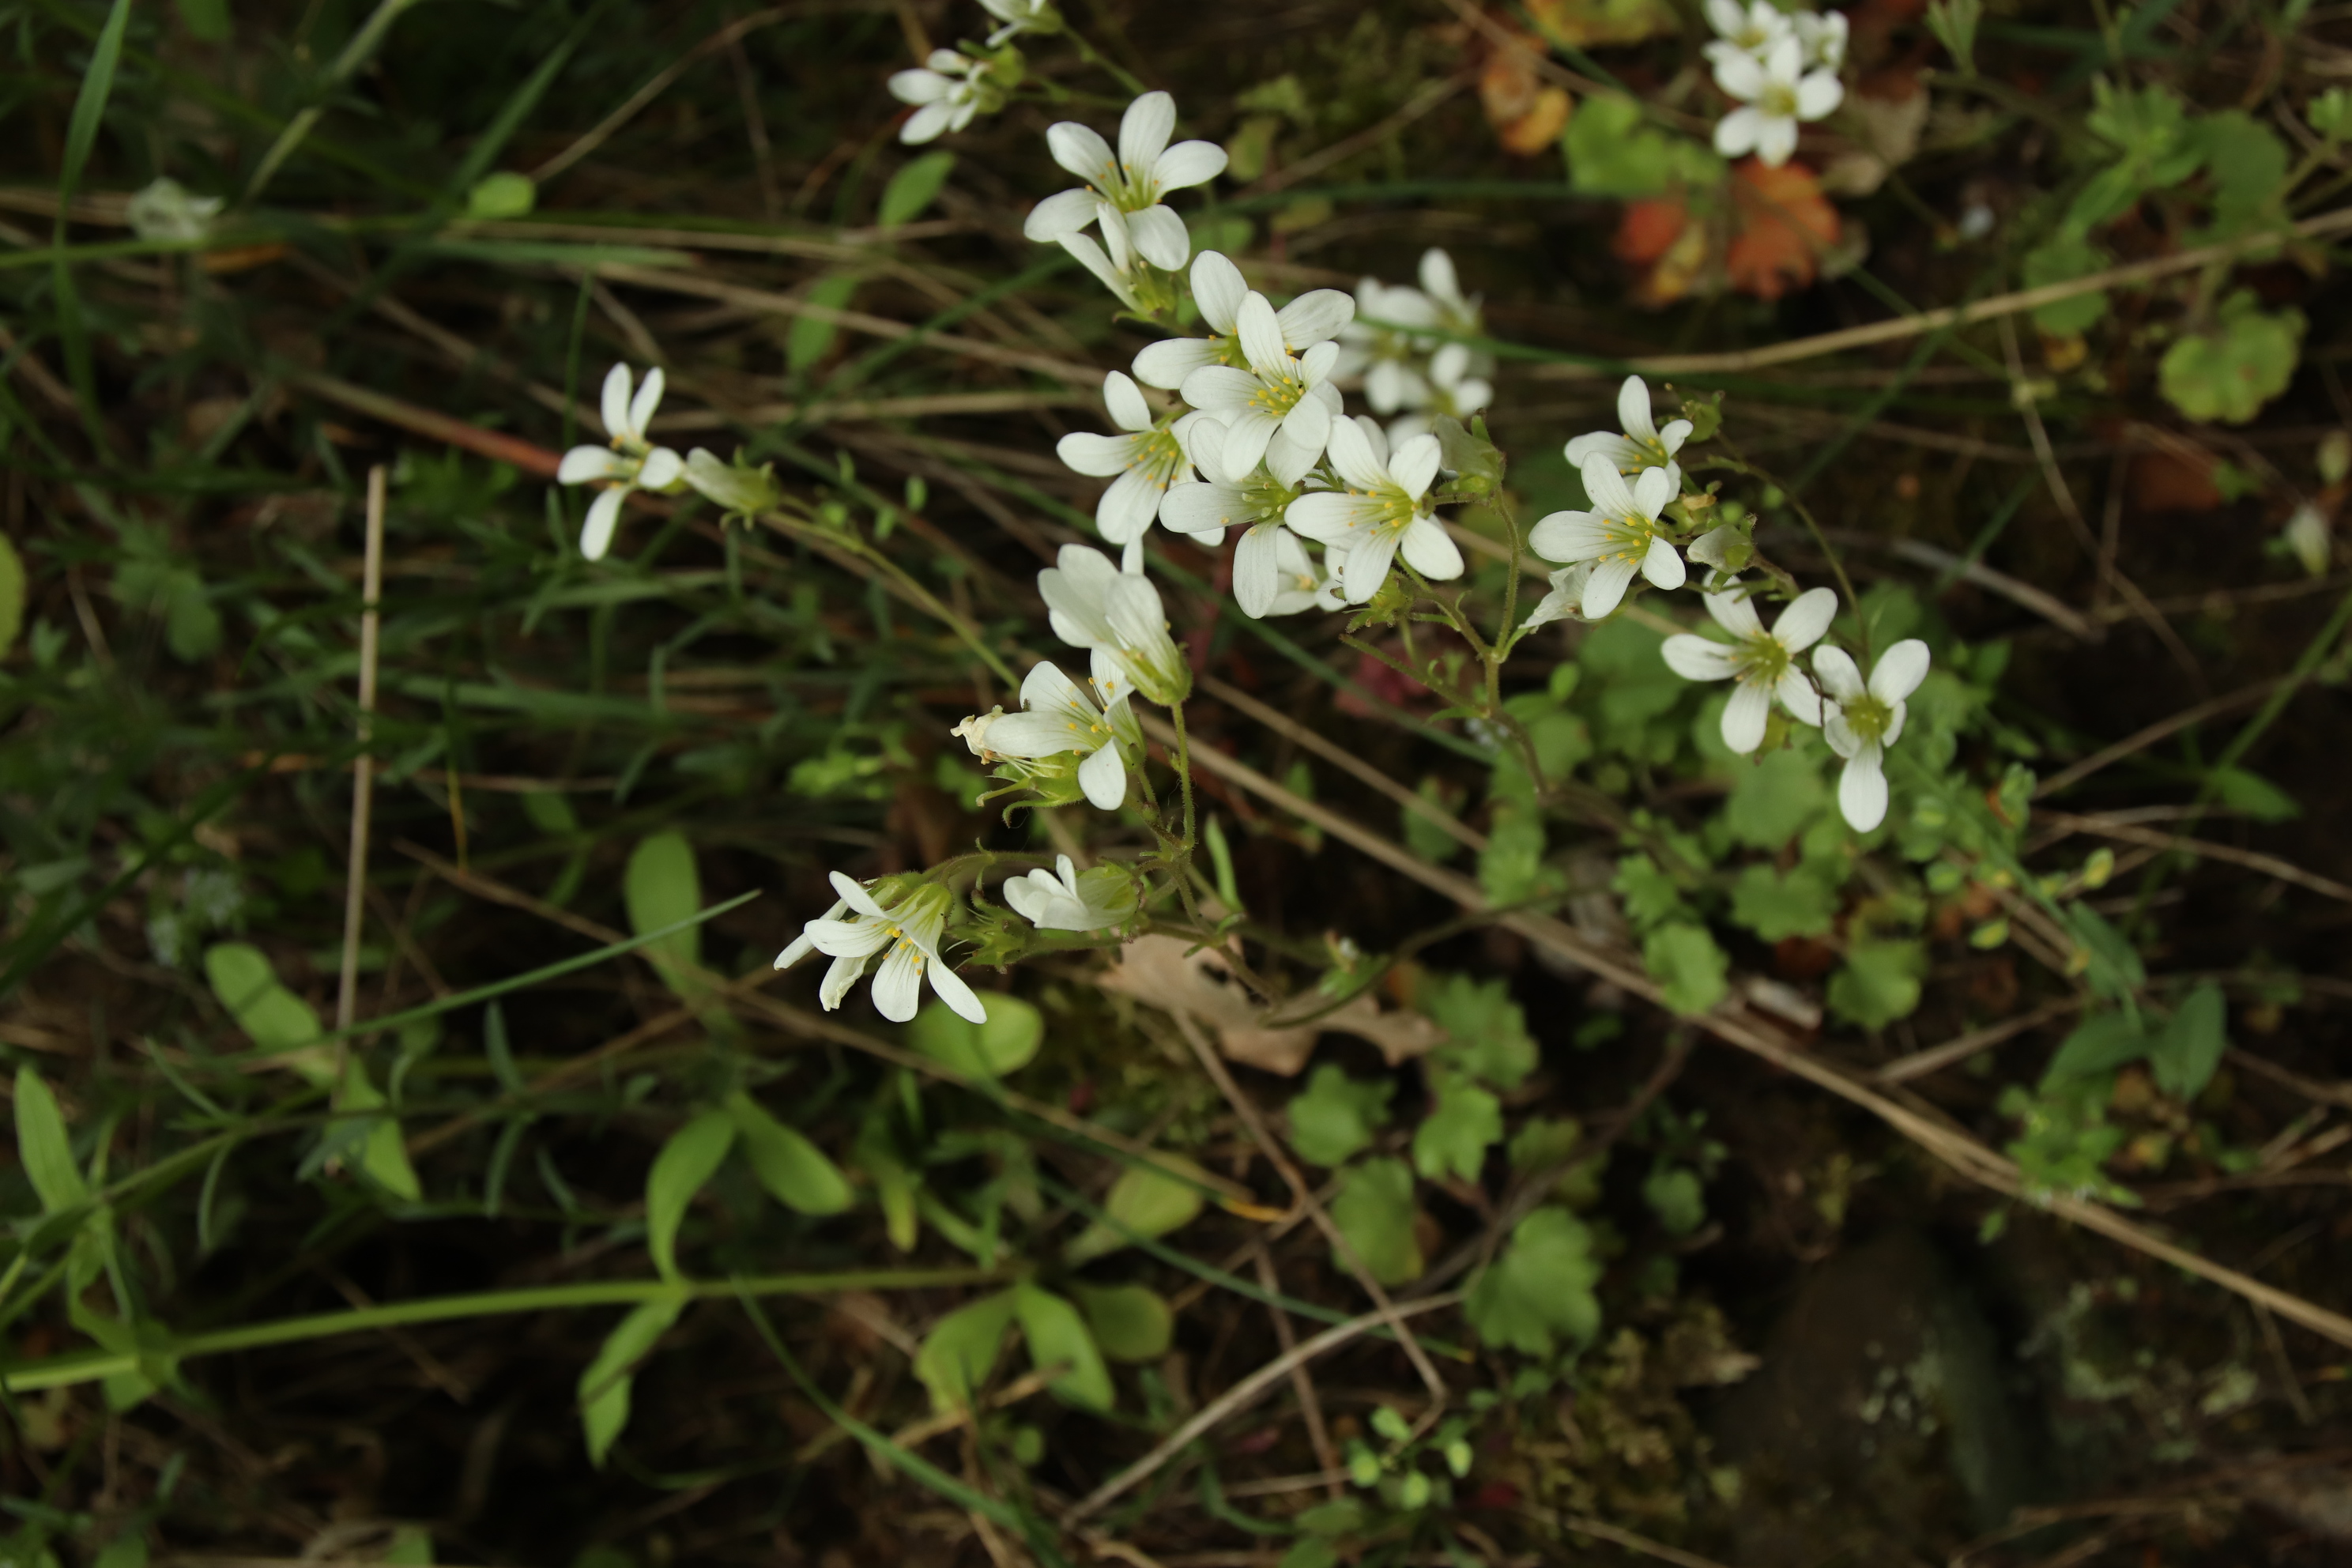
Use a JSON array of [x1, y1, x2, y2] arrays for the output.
[[1332, 249, 1495, 446], [1704, 0, 1845, 168]]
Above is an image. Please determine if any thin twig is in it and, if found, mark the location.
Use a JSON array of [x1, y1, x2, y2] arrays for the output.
[[2034, 810, 2352, 904], [2034, 679, 2284, 797], [335, 467, 387, 1038], [1060, 1294, 1463, 1523], [1874, 997, 2080, 1084], [1201, 674, 1487, 851], [1250, 1249, 1344, 1500], [529, 7, 792, 183]]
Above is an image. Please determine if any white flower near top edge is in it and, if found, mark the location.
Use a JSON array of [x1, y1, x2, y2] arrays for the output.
[[557, 364, 686, 561], [1178, 292, 1343, 474], [1713, 32, 1844, 168], [1057, 371, 1198, 568], [1565, 375, 1692, 488], [1133, 251, 1354, 390], [1528, 454, 1687, 619], [775, 874, 985, 1023], [1794, 9, 1848, 70], [967, 661, 1140, 810], [978, 0, 1060, 44], [1702, 0, 1796, 69], [1284, 416, 1464, 605], [1023, 91, 1228, 272], [889, 51, 996, 145], [1002, 854, 1136, 931], [1815, 639, 1932, 832], [1661, 584, 1836, 753], [1161, 415, 1320, 617], [1038, 544, 1192, 706]]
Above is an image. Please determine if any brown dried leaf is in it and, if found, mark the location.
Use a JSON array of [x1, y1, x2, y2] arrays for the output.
[[1096, 935, 1443, 1077]]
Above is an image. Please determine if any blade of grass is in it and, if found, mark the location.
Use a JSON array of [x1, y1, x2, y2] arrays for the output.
[[51, 0, 134, 451]]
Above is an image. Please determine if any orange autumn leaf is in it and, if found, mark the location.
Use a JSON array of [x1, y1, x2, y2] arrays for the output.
[[1614, 198, 1687, 266], [1724, 159, 1838, 300], [1476, 24, 1572, 156]]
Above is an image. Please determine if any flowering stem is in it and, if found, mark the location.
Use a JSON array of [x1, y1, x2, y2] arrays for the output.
[[827, 529, 1019, 692], [1693, 452, 1866, 662], [1168, 698, 1199, 872], [1064, 29, 1148, 97]]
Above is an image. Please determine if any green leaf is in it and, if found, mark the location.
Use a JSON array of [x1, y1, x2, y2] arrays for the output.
[[1412, 1074, 1502, 1184], [1067, 1158, 1210, 1262], [789, 273, 863, 372], [914, 1288, 1020, 1409], [1330, 1156, 1423, 1286], [1728, 863, 1838, 941], [906, 993, 1038, 1077], [93, 1536, 150, 1568], [725, 1091, 852, 1215], [2064, 904, 2147, 1001], [1826, 938, 1926, 1029], [1013, 1283, 1115, 1411], [1280, 1540, 1340, 1568], [203, 942, 330, 1079], [334, 1059, 422, 1202], [1287, 1065, 1393, 1167], [2151, 983, 2227, 1099], [175, 0, 232, 43], [1612, 853, 1687, 930], [2043, 1010, 2151, 1083], [466, 171, 537, 219], [645, 1110, 735, 1280], [579, 1296, 686, 1467], [383, 1527, 434, 1566], [1422, 972, 1538, 1089], [2022, 233, 2113, 335], [2210, 766, 2299, 821], [14, 1066, 89, 1213], [0, 531, 24, 658], [2313, 87, 2352, 141], [624, 833, 704, 1001], [1642, 1165, 1706, 1237], [1642, 922, 1728, 1016], [878, 151, 956, 228], [1476, 801, 1551, 904], [1562, 94, 1716, 198], [1464, 1207, 1602, 1356], [2189, 111, 2288, 239], [1071, 1282, 1174, 1363], [1725, 749, 1826, 849], [2159, 291, 2305, 424]]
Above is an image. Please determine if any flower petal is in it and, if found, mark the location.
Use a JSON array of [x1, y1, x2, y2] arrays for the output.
[[1153, 138, 1228, 193], [1838, 746, 1889, 832], [1776, 665, 1822, 726], [1703, 585, 1765, 639], [1103, 371, 1152, 433], [1283, 490, 1378, 542], [1813, 645, 1864, 702], [870, 944, 923, 1021], [1579, 454, 1636, 518], [1755, 112, 1800, 168], [1277, 288, 1354, 350], [1322, 415, 1384, 492], [639, 447, 684, 489], [1869, 639, 1932, 703], [1048, 121, 1117, 183], [1616, 375, 1656, 442], [1564, 431, 1638, 469], [559, 445, 631, 484], [1235, 292, 1288, 377], [1390, 433, 1443, 500], [1191, 251, 1246, 332], [1133, 336, 1217, 391], [927, 958, 989, 1023], [1713, 49, 1766, 100], [889, 68, 950, 106], [1662, 634, 1741, 681], [1024, 187, 1099, 243], [1714, 105, 1763, 157], [1528, 510, 1609, 564], [1721, 680, 1772, 754], [829, 870, 893, 920], [1399, 516, 1464, 580], [628, 367, 665, 439], [1020, 658, 1086, 714], [599, 363, 633, 441], [1160, 480, 1246, 535], [1340, 527, 1404, 603], [1057, 431, 1136, 477], [1126, 203, 1192, 272], [1096, 466, 1163, 544], [1078, 737, 1128, 808], [1231, 522, 1285, 617], [1419, 247, 1463, 310], [817, 952, 873, 1009], [1796, 70, 1844, 121], [1581, 556, 1641, 619], [1216, 409, 1276, 474], [1179, 365, 1260, 413], [1278, 389, 1331, 455], [1119, 91, 1175, 182], [579, 487, 626, 561], [1631, 466, 1677, 519], [1639, 534, 1687, 590], [1773, 586, 1839, 652]]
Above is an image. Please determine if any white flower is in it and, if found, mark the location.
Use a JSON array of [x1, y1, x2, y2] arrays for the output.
[[1003, 854, 1136, 931], [889, 51, 994, 145], [1793, 9, 1848, 70], [978, 0, 1059, 44], [1133, 251, 1354, 391], [1814, 640, 1932, 832], [2284, 502, 2333, 577], [971, 661, 1140, 810], [1333, 275, 1439, 409], [1417, 248, 1485, 341], [556, 364, 686, 561], [1159, 412, 1322, 617], [1058, 202, 1152, 313], [1713, 33, 1844, 168], [1261, 529, 1337, 617], [1038, 545, 1191, 706], [1283, 417, 1464, 605], [1661, 584, 1837, 753], [126, 177, 222, 243], [1702, 0, 1797, 69], [1521, 562, 1599, 632], [1178, 292, 1343, 474], [1383, 344, 1495, 447], [1564, 375, 1692, 488], [1058, 372, 1198, 568], [775, 875, 985, 1023], [1528, 454, 1687, 619], [1023, 92, 1228, 272]]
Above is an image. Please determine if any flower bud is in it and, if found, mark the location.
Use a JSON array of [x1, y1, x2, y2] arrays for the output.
[[684, 448, 782, 519]]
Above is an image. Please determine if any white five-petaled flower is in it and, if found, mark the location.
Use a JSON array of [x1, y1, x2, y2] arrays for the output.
[[1058, 372, 1199, 568], [126, 176, 222, 242], [1702, 0, 1796, 70], [1528, 454, 1688, 619], [1565, 375, 1693, 489], [1038, 545, 1191, 706], [1283, 416, 1464, 605], [775, 875, 986, 1023], [1178, 292, 1343, 475], [1794, 9, 1849, 70], [1133, 251, 1354, 391], [556, 364, 685, 561], [1334, 250, 1491, 417], [1023, 92, 1228, 273], [1002, 854, 1136, 931], [1814, 640, 1931, 832], [978, 0, 1059, 45], [1661, 584, 1837, 753], [888, 51, 994, 145], [1159, 411, 1320, 616], [967, 661, 1140, 810], [1713, 32, 1844, 168]]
